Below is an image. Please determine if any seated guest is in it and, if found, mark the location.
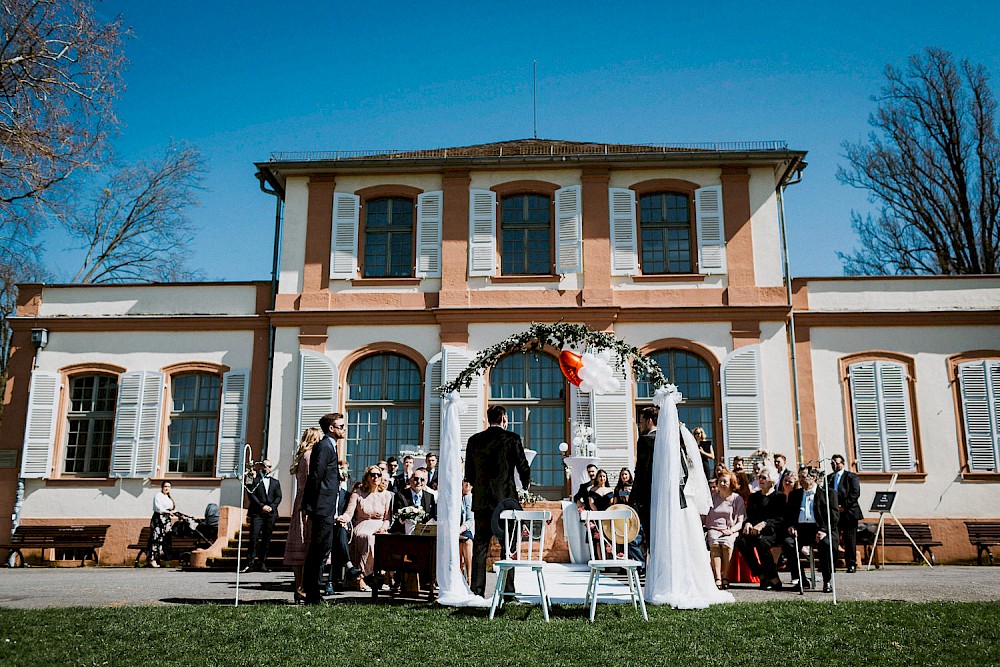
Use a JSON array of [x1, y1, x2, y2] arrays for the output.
[[459, 479, 474, 585], [705, 468, 746, 589], [573, 464, 598, 509], [729, 457, 753, 504], [586, 469, 614, 512], [390, 468, 436, 532], [736, 466, 786, 590], [782, 466, 839, 593], [612, 467, 634, 506], [779, 470, 799, 497], [337, 465, 392, 592]]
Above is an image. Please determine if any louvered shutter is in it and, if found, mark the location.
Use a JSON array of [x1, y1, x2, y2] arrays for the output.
[[590, 352, 633, 471], [554, 185, 583, 275], [958, 360, 1000, 472], [608, 188, 638, 276], [19, 371, 60, 478], [111, 371, 163, 478], [423, 354, 444, 452], [415, 190, 443, 278], [330, 192, 360, 279], [133, 372, 164, 478], [569, 383, 592, 433], [446, 347, 483, 448], [848, 361, 916, 472], [468, 189, 497, 277], [296, 350, 338, 439], [721, 346, 765, 461], [695, 185, 726, 274], [216, 369, 249, 478]]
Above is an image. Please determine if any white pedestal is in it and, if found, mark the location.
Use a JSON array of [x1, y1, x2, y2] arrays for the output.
[[515, 449, 537, 491]]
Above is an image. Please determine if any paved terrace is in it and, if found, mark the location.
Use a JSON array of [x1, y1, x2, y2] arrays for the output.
[[1, 565, 998, 609]]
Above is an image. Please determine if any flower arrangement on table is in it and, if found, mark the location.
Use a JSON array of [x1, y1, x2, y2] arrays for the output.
[[394, 506, 429, 524], [572, 423, 597, 458], [517, 489, 544, 506]]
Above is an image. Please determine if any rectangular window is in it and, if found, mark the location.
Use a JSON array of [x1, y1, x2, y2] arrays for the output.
[[501, 194, 551, 275], [168, 374, 221, 474], [639, 192, 693, 274], [64, 375, 117, 474], [363, 197, 413, 278]]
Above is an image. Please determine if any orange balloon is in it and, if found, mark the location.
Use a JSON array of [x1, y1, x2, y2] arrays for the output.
[[559, 350, 584, 386]]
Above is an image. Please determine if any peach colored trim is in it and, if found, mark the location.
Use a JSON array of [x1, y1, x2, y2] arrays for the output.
[[791, 279, 809, 310], [354, 184, 423, 200], [855, 472, 927, 483], [630, 274, 707, 284], [730, 320, 761, 347], [248, 324, 269, 461], [439, 170, 471, 308], [16, 285, 42, 317], [0, 332, 36, 541], [60, 362, 128, 375], [960, 472, 1000, 482], [637, 339, 723, 458], [303, 175, 336, 294], [946, 351, 1000, 476], [629, 178, 699, 196], [298, 324, 328, 352], [793, 325, 818, 461], [721, 167, 756, 297], [350, 277, 422, 287], [10, 316, 267, 333], [357, 189, 418, 279], [838, 352, 924, 474], [490, 180, 559, 197], [159, 362, 229, 477], [581, 167, 613, 306], [796, 311, 999, 326], [327, 291, 439, 311], [255, 283, 272, 315]]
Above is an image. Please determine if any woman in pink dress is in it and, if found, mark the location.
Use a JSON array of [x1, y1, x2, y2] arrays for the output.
[[283, 427, 322, 602], [705, 468, 746, 590], [338, 465, 393, 591]]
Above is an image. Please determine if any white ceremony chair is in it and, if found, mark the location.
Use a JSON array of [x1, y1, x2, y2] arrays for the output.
[[581, 509, 648, 622], [489, 509, 552, 622]]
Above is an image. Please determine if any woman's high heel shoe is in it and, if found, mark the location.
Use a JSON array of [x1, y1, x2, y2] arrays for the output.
[[293, 591, 307, 604]]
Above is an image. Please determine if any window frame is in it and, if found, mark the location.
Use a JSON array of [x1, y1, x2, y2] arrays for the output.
[[948, 351, 1000, 480], [356, 185, 423, 281], [839, 352, 925, 480], [62, 372, 119, 477], [630, 179, 699, 277], [166, 371, 223, 476], [491, 180, 558, 279]]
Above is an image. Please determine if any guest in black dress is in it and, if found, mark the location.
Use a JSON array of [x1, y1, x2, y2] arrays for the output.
[[735, 467, 786, 590]]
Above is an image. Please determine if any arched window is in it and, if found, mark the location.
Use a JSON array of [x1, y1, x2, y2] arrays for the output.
[[363, 197, 414, 278], [636, 349, 716, 443], [346, 353, 422, 473], [638, 192, 694, 274], [500, 193, 552, 275], [167, 373, 222, 474], [489, 352, 566, 496], [64, 374, 118, 475]]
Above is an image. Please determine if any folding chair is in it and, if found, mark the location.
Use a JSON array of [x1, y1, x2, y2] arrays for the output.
[[489, 509, 552, 621], [581, 509, 648, 622]]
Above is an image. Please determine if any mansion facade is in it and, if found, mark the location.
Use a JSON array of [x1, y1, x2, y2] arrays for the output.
[[2, 139, 997, 565]]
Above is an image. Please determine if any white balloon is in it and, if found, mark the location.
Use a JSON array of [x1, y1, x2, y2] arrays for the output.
[[579, 380, 593, 393]]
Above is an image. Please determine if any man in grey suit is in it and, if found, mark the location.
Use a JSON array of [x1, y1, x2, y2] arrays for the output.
[[301, 412, 347, 604], [465, 405, 531, 597]]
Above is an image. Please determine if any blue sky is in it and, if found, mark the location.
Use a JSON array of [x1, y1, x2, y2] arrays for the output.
[[45, 1, 1000, 282]]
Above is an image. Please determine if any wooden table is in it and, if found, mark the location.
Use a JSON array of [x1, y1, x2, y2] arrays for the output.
[[373, 533, 436, 601]]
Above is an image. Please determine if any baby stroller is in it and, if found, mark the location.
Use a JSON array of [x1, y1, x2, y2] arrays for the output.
[[165, 504, 219, 563]]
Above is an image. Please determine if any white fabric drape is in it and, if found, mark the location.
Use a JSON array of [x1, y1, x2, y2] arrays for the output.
[[436, 391, 489, 607], [644, 387, 734, 608]]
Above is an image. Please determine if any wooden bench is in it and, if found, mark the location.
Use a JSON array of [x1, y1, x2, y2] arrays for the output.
[[862, 521, 941, 566], [0, 525, 109, 567], [127, 526, 205, 567], [965, 522, 1000, 566]]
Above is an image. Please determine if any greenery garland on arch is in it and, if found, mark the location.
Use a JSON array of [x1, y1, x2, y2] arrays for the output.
[[437, 322, 668, 395]]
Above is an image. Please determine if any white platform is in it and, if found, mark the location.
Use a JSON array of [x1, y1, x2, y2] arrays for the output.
[[512, 563, 639, 605]]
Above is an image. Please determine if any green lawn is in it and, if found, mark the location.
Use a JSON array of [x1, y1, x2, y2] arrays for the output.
[[1, 601, 998, 666]]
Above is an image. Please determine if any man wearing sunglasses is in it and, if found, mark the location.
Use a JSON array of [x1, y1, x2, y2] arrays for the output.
[[390, 467, 437, 533], [302, 413, 348, 604]]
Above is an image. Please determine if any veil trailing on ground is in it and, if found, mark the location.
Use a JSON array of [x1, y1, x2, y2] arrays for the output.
[[644, 386, 734, 608], [436, 391, 489, 607]]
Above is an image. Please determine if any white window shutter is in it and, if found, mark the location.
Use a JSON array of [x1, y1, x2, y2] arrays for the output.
[[415, 190, 443, 278], [296, 350, 339, 439], [590, 352, 634, 471], [848, 361, 916, 473], [554, 185, 583, 275], [216, 369, 250, 478], [443, 346, 483, 449], [721, 346, 765, 462], [695, 185, 726, 275], [133, 372, 164, 478], [468, 189, 497, 277], [608, 188, 638, 276], [19, 371, 61, 478], [958, 360, 999, 472], [569, 383, 592, 433], [423, 354, 444, 452], [111, 372, 143, 477], [330, 192, 360, 280]]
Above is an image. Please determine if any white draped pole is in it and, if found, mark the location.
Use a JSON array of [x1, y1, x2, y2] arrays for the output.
[[436, 391, 489, 607]]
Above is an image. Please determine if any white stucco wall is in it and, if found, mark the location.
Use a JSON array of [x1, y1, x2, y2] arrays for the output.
[[748, 167, 784, 288], [37, 284, 259, 317], [37, 331, 255, 373], [266, 326, 301, 516], [805, 277, 1000, 311], [278, 176, 309, 295], [809, 324, 1000, 518], [758, 321, 795, 457]]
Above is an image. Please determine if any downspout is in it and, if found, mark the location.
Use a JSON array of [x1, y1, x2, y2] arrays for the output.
[[257, 171, 284, 460], [777, 158, 804, 464]]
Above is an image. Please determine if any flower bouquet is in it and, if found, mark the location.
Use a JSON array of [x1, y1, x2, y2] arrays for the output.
[[517, 489, 544, 506], [394, 505, 429, 535]]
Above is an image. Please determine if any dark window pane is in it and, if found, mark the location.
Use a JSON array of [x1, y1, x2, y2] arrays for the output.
[[168, 373, 220, 473], [500, 194, 551, 275], [346, 353, 422, 471], [639, 192, 693, 274], [636, 350, 715, 443], [64, 375, 117, 475], [364, 197, 413, 278]]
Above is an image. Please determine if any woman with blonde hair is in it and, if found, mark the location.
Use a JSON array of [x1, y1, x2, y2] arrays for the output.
[[705, 468, 746, 589], [338, 464, 393, 591], [283, 427, 323, 602]]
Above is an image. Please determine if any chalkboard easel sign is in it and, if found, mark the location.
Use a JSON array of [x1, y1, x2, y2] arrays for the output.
[[870, 490, 896, 513]]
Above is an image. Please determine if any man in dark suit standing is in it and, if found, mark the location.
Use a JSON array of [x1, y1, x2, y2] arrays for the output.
[[572, 464, 598, 507], [425, 454, 440, 490], [631, 406, 658, 550], [242, 459, 282, 572], [465, 405, 531, 597], [390, 468, 437, 532], [829, 454, 863, 573], [301, 412, 347, 604], [782, 466, 839, 593]]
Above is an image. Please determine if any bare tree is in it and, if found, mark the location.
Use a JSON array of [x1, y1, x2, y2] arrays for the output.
[[63, 143, 206, 283], [837, 47, 1000, 275]]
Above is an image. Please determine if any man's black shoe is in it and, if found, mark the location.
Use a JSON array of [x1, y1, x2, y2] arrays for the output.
[[798, 578, 811, 590], [240, 565, 253, 574], [846, 565, 857, 573], [822, 582, 833, 593]]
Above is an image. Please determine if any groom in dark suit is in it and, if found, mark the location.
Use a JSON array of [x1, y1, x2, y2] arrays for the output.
[[465, 405, 531, 597], [243, 459, 282, 572], [302, 412, 347, 604]]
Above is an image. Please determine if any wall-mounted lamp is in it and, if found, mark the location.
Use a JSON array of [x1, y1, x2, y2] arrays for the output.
[[30, 328, 48, 350]]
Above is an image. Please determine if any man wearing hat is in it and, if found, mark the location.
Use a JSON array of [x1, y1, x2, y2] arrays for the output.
[[465, 405, 532, 598]]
